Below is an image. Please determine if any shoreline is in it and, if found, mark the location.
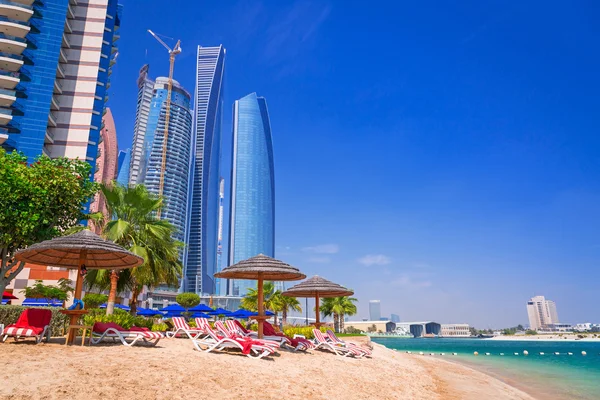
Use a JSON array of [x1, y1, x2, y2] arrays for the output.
[[484, 335, 600, 342], [1, 336, 534, 399]]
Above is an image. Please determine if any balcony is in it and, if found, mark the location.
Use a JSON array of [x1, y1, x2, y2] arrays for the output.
[[50, 95, 59, 110], [61, 33, 70, 49], [0, 32, 25, 55], [0, 106, 12, 124], [0, 16, 29, 38], [0, 87, 15, 106], [66, 3, 74, 19], [44, 128, 54, 144], [53, 79, 62, 94], [64, 18, 72, 34], [0, 70, 19, 89], [69, 0, 77, 5], [0, 131, 7, 145], [56, 63, 65, 78], [47, 110, 57, 127], [10, 0, 34, 6], [0, 0, 33, 23], [0, 51, 22, 71], [59, 47, 67, 63], [42, 143, 50, 157]]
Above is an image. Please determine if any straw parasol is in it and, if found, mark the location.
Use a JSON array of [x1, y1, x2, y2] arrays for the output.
[[282, 275, 354, 328], [214, 254, 305, 338], [14, 229, 143, 344]]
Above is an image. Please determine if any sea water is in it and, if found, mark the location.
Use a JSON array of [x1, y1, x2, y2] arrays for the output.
[[371, 338, 600, 400]]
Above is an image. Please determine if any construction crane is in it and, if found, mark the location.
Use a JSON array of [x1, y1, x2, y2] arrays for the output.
[[147, 29, 181, 219]]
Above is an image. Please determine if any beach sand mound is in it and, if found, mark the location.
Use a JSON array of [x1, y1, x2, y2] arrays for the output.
[[0, 336, 533, 400]]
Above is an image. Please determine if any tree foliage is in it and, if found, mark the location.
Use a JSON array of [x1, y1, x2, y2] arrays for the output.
[[84, 183, 183, 314], [176, 292, 201, 310], [0, 149, 97, 295], [273, 294, 302, 325], [82, 293, 108, 309], [320, 296, 358, 333], [22, 280, 71, 301]]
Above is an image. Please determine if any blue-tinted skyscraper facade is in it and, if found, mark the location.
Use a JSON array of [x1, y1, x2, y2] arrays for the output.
[[186, 45, 225, 295], [141, 77, 192, 244], [116, 148, 130, 186], [227, 93, 275, 296], [0, 0, 121, 176]]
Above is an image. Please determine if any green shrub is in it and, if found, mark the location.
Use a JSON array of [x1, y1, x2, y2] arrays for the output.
[[343, 326, 362, 334], [152, 323, 168, 332], [283, 325, 328, 339], [81, 308, 152, 330], [82, 293, 108, 309], [0, 305, 68, 337], [176, 292, 200, 310], [525, 330, 538, 335]]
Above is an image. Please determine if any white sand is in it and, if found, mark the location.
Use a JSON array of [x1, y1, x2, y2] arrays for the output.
[[0, 336, 534, 400]]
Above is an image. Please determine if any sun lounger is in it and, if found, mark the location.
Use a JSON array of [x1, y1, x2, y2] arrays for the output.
[[312, 329, 363, 357], [326, 329, 372, 357], [223, 319, 295, 349], [192, 322, 277, 359], [2, 308, 52, 344], [166, 317, 208, 339], [91, 322, 163, 347]]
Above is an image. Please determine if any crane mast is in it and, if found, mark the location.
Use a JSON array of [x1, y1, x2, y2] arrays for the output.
[[147, 30, 181, 219]]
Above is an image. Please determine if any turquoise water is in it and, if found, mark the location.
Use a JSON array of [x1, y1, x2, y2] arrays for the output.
[[371, 338, 600, 400]]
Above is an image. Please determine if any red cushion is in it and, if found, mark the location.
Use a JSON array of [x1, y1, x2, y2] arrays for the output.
[[93, 322, 125, 333], [129, 326, 150, 332], [13, 309, 52, 332]]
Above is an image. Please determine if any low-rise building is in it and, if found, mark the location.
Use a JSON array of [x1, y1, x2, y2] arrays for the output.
[[345, 320, 396, 333], [395, 321, 442, 337], [441, 324, 471, 337]]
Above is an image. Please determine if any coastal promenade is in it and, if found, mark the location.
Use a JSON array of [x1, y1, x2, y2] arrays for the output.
[[1, 337, 532, 399]]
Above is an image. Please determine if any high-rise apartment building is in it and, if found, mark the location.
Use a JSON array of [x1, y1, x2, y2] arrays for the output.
[[186, 45, 225, 295], [128, 63, 153, 185], [215, 176, 225, 295], [0, 0, 121, 175], [527, 295, 559, 330], [227, 93, 275, 296], [140, 77, 192, 244], [89, 107, 117, 232], [369, 300, 382, 321]]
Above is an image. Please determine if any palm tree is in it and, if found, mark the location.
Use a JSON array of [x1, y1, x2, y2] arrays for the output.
[[273, 294, 302, 326], [241, 281, 282, 325], [85, 183, 182, 315], [320, 296, 358, 333]]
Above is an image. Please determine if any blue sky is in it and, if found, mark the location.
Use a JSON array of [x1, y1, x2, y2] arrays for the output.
[[110, 1, 600, 328]]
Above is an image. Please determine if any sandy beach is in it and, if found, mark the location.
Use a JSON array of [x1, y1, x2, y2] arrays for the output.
[[0, 336, 534, 400]]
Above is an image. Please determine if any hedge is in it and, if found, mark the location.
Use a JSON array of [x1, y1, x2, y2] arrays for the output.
[[0, 305, 69, 337]]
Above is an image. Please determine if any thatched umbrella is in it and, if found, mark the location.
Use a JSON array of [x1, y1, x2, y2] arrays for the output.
[[282, 275, 354, 329], [14, 230, 143, 344], [214, 254, 305, 338]]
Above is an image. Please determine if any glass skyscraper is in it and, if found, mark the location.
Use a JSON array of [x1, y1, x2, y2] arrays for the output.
[[227, 93, 275, 296], [116, 148, 130, 187], [141, 77, 192, 244], [0, 0, 121, 176], [186, 45, 225, 295], [129, 63, 153, 185]]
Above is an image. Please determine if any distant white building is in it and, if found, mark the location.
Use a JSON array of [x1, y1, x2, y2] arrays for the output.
[[441, 324, 471, 337], [526, 295, 559, 330], [369, 300, 381, 321]]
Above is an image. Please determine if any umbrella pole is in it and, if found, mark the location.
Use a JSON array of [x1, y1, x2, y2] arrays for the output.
[[257, 273, 264, 339], [315, 293, 321, 328], [67, 249, 87, 345]]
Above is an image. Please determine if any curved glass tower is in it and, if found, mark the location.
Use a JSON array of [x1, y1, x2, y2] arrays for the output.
[[186, 45, 225, 295], [143, 77, 193, 244], [227, 93, 275, 296]]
